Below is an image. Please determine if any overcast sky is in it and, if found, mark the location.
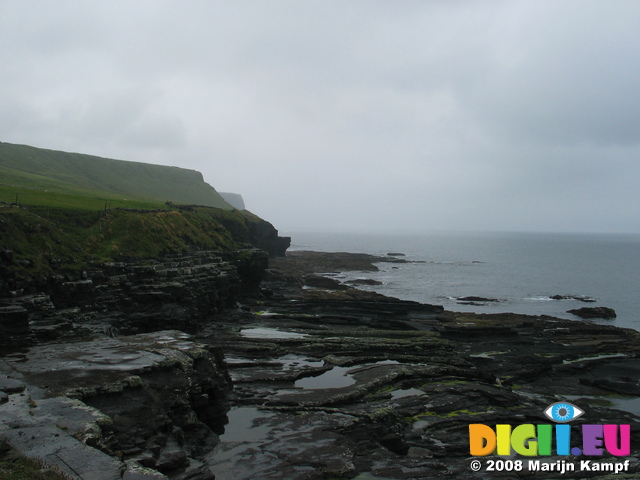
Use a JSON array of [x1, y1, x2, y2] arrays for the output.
[[1, 1, 639, 234]]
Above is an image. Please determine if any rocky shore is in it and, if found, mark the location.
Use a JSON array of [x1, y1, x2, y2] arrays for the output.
[[2, 249, 640, 479]]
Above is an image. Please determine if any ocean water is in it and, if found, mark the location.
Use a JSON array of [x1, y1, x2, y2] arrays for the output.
[[286, 231, 640, 331]]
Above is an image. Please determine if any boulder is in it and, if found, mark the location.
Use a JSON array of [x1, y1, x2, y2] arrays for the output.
[[551, 295, 596, 303], [303, 274, 347, 290], [345, 279, 383, 286], [567, 306, 617, 319], [457, 296, 500, 302]]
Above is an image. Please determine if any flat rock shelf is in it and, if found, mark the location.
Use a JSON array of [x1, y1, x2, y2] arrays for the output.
[[2, 250, 640, 479], [198, 251, 640, 479]]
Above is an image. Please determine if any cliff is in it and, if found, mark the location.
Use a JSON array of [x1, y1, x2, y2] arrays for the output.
[[218, 192, 245, 210], [0, 141, 233, 209], [0, 206, 289, 290], [0, 143, 296, 478]]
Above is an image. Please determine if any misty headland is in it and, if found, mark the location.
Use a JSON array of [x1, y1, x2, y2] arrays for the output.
[[2, 1, 640, 478], [1, 142, 640, 479]]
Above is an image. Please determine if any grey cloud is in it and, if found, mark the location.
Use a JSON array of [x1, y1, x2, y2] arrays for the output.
[[0, 0, 639, 233], [459, 3, 640, 147]]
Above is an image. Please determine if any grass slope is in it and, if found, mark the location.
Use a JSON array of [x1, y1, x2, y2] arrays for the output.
[[0, 207, 242, 279], [0, 141, 282, 283], [0, 142, 232, 209]]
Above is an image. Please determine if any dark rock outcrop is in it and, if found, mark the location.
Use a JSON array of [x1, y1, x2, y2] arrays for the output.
[[568, 306, 617, 319], [551, 294, 597, 302], [345, 278, 383, 286], [0, 305, 29, 334], [0, 248, 272, 345], [3, 248, 640, 479], [0, 331, 229, 479], [302, 274, 348, 290], [199, 251, 640, 479], [457, 296, 500, 303]]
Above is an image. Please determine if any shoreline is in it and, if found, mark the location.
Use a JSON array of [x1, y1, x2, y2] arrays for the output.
[[2, 249, 640, 479], [287, 230, 638, 330], [205, 250, 640, 478]]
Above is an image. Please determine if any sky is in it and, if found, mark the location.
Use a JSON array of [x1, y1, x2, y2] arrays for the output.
[[1, 1, 639, 235]]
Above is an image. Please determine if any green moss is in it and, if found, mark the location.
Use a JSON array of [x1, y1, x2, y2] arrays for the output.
[[405, 411, 439, 423], [405, 407, 494, 423], [85, 210, 236, 259], [419, 379, 471, 388], [366, 385, 396, 397], [0, 207, 242, 281], [0, 142, 283, 282], [0, 456, 71, 480]]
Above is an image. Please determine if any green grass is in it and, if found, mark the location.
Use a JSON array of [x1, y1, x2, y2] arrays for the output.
[[0, 141, 279, 282], [0, 185, 168, 211], [0, 141, 233, 209], [0, 202, 273, 281], [83, 209, 237, 259], [0, 206, 243, 279], [0, 455, 71, 480]]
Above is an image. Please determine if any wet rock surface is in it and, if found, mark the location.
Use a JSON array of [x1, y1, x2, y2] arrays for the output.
[[200, 252, 640, 479], [0, 249, 269, 348], [568, 306, 618, 319], [0, 330, 228, 479], [2, 249, 640, 479]]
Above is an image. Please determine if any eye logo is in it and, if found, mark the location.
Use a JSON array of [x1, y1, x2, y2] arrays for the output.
[[544, 402, 584, 423]]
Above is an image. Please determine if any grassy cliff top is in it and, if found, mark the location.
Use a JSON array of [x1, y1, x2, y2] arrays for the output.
[[0, 141, 232, 210], [0, 142, 284, 283]]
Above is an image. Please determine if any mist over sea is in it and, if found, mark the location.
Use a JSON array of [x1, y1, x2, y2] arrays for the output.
[[287, 231, 640, 331]]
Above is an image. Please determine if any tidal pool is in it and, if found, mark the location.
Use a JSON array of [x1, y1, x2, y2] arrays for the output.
[[391, 388, 425, 400], [240, 328, 308, 339], [207, 407, 279, 479], [295, 366, 356, 389], [608, 396, 640, 417]]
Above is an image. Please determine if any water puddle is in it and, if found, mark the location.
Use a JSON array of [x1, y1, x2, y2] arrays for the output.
[[223, 356, 253, 365], [293, 360, 402, 390], [608, 397, 640, 417], [391, 388, 425, 400], [564, 394, 640, 418], [207, 407, 280, 480], [374, 360, 400, 366], [295, 366, 356, 389], [562, 353, 629, 364], [207, 406, 357, 479], [216, 407, 275, 442], [277, 354, 324, 370], [240, 328, 308, 339], [469, 351, 509, 359]]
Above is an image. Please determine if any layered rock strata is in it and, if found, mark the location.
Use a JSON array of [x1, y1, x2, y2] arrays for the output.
[[0, 249, 268, 347], [200, 251, 640, 479], [0, 330, 229, 480], [2, 248, 640, 479]]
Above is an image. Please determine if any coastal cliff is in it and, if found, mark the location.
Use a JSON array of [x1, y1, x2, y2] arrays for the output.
[[0, 148, 290, 477], [1, 144, 639, 479], [0, 141, 233, 210], [0, 205, 284, 479]]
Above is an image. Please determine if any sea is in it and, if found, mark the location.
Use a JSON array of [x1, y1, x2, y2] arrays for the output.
[[285, 231, 640, 332]]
